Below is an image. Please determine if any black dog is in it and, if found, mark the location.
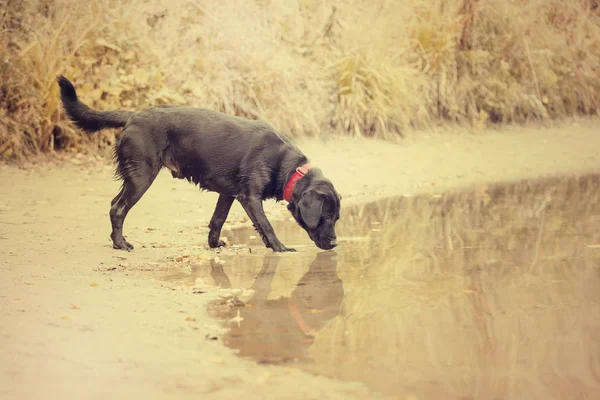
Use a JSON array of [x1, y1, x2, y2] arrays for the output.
[[57, 76, 340, 252]]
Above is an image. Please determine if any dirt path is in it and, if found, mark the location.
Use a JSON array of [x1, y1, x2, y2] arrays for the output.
[[1, 118, 600, 400]]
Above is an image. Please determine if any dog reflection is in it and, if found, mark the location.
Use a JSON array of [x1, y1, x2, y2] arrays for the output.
[[210, 252, 344, 363]]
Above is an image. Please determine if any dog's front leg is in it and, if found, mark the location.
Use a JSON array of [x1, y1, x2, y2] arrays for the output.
[[208, 194, 235, 248], [209, 258, 232, 288], [238, 195, 296, 252], [247, 255, 280, 303]]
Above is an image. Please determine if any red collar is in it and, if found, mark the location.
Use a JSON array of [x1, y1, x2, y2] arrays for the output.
[[288, 298, 317, 337], [283, 164, 311, 202]]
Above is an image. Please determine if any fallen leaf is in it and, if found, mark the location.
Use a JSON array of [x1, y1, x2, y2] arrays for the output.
[[229, 310, 244, 327], [90, 89, 103, 101], [89, 282, 100, 287], [71, 304, 80, 310], [132, 67, 150, 85], [95, 38, 122, 52], [124, 50, 135, 60], [185, 317, 196, 322]]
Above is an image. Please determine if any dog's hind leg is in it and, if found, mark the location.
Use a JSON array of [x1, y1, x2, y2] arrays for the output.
[[109, 168, 158, 250], [109, 131, 161, 250], [110, 169, 158, 250], [208, 194, 235, 248]]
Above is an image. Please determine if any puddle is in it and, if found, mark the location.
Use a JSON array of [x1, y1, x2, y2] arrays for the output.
[[162, 174, 600, 399]]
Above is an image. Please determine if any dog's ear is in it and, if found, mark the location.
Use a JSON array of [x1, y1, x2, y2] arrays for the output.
[[299, 192, 324, 229]]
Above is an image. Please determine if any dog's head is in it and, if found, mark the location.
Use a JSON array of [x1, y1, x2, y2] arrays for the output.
[[288, 176, 341, 250]]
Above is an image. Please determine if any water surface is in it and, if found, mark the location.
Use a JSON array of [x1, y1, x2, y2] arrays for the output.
[[163, 174, 600, 399]]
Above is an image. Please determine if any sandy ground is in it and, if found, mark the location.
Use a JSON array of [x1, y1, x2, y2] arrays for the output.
[[1, 118, 600, 400]]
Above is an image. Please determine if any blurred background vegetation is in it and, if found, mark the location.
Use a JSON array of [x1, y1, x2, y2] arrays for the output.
[[1, 0, 599, 161]]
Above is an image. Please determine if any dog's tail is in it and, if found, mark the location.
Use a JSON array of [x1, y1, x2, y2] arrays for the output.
[[57, 75, 134, 133]]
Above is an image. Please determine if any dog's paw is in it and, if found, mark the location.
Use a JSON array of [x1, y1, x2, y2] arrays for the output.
[[208, 239, 227, 249], [113, 240, 134, 251], [274, 246, 296, 253]]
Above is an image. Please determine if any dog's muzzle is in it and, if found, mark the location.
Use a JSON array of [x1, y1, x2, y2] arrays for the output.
[[317, 238, 337, 250]]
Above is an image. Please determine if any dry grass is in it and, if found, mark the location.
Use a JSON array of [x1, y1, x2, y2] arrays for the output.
[[1, 0, 599, 161]]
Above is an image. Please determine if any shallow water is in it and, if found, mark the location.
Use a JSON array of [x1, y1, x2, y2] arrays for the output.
[[163, 174, 600, 399]]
